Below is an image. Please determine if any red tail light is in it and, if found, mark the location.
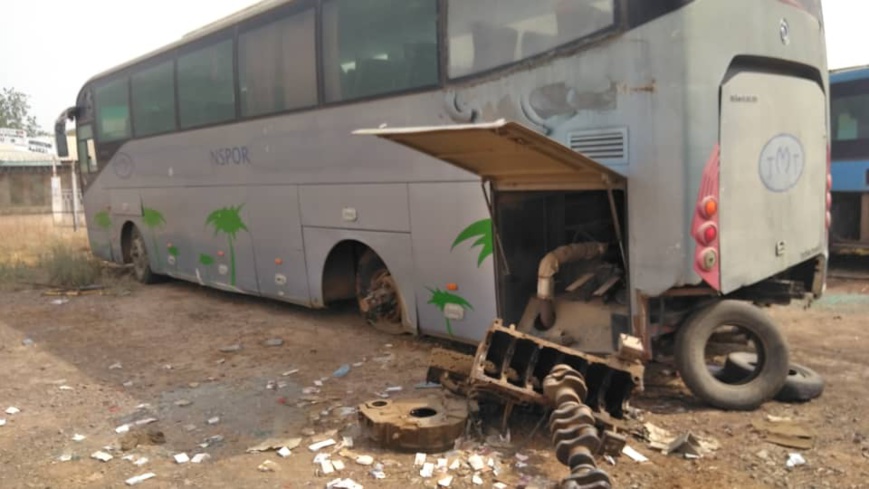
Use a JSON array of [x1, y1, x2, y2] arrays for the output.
[[692, 145, 721, 290]]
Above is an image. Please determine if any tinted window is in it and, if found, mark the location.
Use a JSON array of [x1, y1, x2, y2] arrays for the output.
[[178, 39, 236, 129], [627, 0, 693, 28], [132, 61, 176, 137], [831, 79, 869, 160], [322, 0, 438, 102], [95, 78, 130, 142], [239, 8, 317, 116], [448, 0, 615, 78]]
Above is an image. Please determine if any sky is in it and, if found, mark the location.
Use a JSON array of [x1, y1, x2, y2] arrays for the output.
[[1, 0, 865, 132]]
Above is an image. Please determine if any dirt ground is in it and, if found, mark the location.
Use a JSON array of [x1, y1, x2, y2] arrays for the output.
[[1, 248, 869, 488]]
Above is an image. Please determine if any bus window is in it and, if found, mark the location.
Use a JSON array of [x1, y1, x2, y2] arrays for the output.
[[831, 80, 869, 160], [94, 78, 131, 142], [239, 8, 317, 117], [177, 39, 236, 129], [132, 61, 177, 137], [76, 124, 98, 175], [448, 0, 615, 78], [322, 0, 438, 102]]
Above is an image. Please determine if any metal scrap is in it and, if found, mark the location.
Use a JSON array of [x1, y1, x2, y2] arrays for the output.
[[358, 393, 468, 453]]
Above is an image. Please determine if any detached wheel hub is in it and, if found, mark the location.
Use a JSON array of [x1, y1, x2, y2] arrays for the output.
[[358, 393, 468, 453]]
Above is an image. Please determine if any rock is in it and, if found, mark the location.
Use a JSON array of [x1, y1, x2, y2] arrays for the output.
[[219, 345, 242, 353], [258, 460, 278, 472], [174, 399, 193, 407], [355, 455, 374, 466]]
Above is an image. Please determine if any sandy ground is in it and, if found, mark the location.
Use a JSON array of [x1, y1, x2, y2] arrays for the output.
[[1, 250, 868, 488]]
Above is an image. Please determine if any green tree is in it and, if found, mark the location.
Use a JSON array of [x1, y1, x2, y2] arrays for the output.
[[206, 205, 248, 287], [427, 288, 473, 337], [0, 87, 43, 136]]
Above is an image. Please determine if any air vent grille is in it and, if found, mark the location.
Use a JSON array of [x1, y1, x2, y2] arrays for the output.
[[568, 128, 628, 165]]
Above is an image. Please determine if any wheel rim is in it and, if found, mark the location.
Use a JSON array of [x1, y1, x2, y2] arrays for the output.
[[131, 234, 149, 279]]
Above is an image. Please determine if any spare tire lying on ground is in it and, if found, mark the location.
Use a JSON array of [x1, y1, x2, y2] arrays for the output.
[[722, 352, 825, 403]]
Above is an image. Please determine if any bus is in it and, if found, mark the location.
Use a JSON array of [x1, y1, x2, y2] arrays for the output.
[[55, 0, 829, 412], [830, 65, 869, 254]]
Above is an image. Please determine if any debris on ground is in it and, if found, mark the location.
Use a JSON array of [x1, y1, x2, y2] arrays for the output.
[[207, 417, 220, 425], [0, 419, 5, 426], [109, 362, 123, 370], [5, 406, 20, 415], [326, 478, 363, 489], [124, 473, 156, 486], [72, 434, 86, 442], [191, 453, 211, 464], [282, 369, 300, 376], [257, 460, 278, 472], [120, 429, 166, 451], [174, 399, 193, 407], [622, 445, 650, 463], [277, 447, 292, 458], [751, 417, 815, 450], [246, 437, 302, 454], [369, 463, 386, 479], [358, 393, 467, 453], [91, 451, 113, 462], [333, 364, 351, 378], [355, 455, 374, 466], [219, 345, 242, 353], [786, 452, 807, 469], [264, 338, 284, 347], [309, 438, 337, 452], [174, 453, 190, 464]]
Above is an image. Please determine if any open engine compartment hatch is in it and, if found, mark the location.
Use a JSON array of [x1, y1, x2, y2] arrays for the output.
[[353, 119, 626, 191]]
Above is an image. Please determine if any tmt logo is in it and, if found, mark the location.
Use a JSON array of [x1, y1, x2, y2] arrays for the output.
[[758, 134, 805, 192]]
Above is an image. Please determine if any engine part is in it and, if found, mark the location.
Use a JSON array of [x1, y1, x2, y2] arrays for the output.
[[469, 320, 643, 418], [537, 242, 609, 329], [543, 364, 612, 489], [357, 393, 468, 453]]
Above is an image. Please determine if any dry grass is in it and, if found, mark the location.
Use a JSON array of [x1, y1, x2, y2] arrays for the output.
[[0, 214, 106, 290]]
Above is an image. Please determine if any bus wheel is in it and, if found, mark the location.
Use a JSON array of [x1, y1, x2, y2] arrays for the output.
[[674, 300, 789, 411], [129, 226, 157, 284], [356, 250, 406, 335]]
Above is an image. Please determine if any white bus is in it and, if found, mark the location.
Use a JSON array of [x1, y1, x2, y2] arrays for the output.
[[56, 0, 829, 411]]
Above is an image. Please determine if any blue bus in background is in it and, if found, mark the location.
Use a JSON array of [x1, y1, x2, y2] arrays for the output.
[[831, 66, 869, 254]]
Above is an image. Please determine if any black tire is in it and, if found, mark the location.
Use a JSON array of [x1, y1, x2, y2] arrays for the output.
[[675, 301, 790, 411], [129, 226, 158, 284], [722, 352, 825, 403], [355, 250, 407, 335]]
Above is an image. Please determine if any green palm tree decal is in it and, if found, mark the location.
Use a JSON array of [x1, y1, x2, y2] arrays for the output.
[[94, 211, 112, 230], [141, 206, 166, 265], [427, 288, 473, 337], [205, 205, 248, 287], [452, 218, 494, 267]]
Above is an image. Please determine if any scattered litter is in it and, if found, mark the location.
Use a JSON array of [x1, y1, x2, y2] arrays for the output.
[[666, 433, 702, 457], [752, 418, 815, 450], [174, 453, 190, 464], [314, 380, 324, 387], [384, 344, 393, 348], [756, 449, 770, 460], [0, 419, 5, 426], [326, 478, 363, 489], [786, 452, 807, 469], [332, 460, 345, 471], [472, 473, 483, 485], [123, 381, 134, 388], [207, 417, 220, 425], [134, 418, 158, 426], [134, 457, 150, 467], [109, 362, 123, 370], [438, 475, 453, 487], [277, 381, 288, 389], [115, 424, 131, 434], [420, 462, 435, 478], [125, 473, 156, 486], [266, 381, 277, 390], [604, 455, 616, 466], [437, 458, 447, 472], [493, 483, 508, 489], [643, 422, 674, 451], [191, 453, 210, 464], [206, 435, 224, 444], [5, 407, 20, 415], [163, 364, 173, 370], [301, 427, 317, 437], [385, 386, 403, 393], [468, 454, 486, 471], [415, 382, 441, 389], [352, 362, 364, 368], [58, 454, 73, 462], [277, 447, 292, 458], [282, 369, 300, 376], [314, 453, 330, 464], [174, 399, 193, 407], [333, 365, 351, 378], [622, 445, 649, 463], [341, 436, 354, 448], [72, 434, 86, 442], [59, 385, 74, 391], [264, 338, 284, 347], [184, 424, 197, 432], [91, 451, 113, 462], [355, 455, 374, 466], [258, 460, 278, 472], [219, 344, 242, 353], [414, 453, 426, 466], [51, 298, 69, 305], [135, 404, 151, 410], [320, 460, 336, 475], [189, 382, 200, 388], [21, 338, 34, 346], [303, 387, 321, 395], [449, 458, 461, 470], [247, 437, 302, 453], [309, 439, 337, 452], [369, 463, 386, 479]]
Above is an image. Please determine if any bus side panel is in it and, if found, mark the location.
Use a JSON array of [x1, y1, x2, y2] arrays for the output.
[[246, 185, 310, 304], [299, 184, 411, 232], [409, 182, 497, 343], [302, 227, 417, 329]]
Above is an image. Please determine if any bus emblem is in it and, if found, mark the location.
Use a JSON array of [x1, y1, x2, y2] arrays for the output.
[[758, 134, 804, 192], [780, 19, 790, 45]]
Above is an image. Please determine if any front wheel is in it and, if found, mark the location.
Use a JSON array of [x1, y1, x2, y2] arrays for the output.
[[129, 226, 158, 284], [675, 300, 790, 411], [355, 250, 407, 335]]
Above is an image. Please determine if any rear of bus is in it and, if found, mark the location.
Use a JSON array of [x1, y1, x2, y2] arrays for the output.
[[829, 66, 869, 253]]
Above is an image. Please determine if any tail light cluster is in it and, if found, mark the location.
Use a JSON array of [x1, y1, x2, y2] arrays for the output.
[[692, 145, 721, 290], [825, 144, 832, 232]]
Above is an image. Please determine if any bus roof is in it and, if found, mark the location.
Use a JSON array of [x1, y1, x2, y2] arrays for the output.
[[86, 0, 292, 85], [830, 65, 869, 84]]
